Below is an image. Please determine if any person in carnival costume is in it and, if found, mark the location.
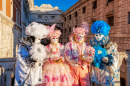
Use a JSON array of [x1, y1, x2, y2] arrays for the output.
[[90, 20, 119, 86], [14, 22, 53, 86], [42, 24, 74, 86], [64, 22, 95, 86]]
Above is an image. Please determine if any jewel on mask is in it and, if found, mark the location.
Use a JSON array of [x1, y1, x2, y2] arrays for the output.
[[97, 26, 102, 33], [96, 28, 100, 32]]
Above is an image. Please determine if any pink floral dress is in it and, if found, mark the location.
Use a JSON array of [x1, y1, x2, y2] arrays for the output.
[[41, 43, 74, 86]]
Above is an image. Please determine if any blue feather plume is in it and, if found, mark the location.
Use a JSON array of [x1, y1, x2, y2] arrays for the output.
[[91, 20, 111, 35]]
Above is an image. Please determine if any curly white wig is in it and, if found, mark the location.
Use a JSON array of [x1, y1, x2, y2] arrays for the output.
[[25, 22, 49, 39]]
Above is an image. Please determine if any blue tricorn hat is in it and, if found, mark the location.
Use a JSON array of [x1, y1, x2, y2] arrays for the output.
[[91, 20, 111, 35]]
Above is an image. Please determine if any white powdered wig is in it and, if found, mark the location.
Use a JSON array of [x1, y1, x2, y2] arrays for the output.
[[29, 43, 47, 62], [25, 22, 49, 39]]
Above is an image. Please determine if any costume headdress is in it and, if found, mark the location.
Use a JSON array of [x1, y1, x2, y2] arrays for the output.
[[73, 22, 89, 36], [73, 27, 86, 35], [48, 24, 61, 38], [49, 30, 62, 38], [25, 22, 50, 39], [81, 22, 89, 36], [91, 20, 111, 35], [70, 22, 89, 42]]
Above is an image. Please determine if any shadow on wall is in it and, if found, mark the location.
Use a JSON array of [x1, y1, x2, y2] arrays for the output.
[[12, 25, 22, 57], [120, 51, 130, 86], [120, 58, 127, 86]]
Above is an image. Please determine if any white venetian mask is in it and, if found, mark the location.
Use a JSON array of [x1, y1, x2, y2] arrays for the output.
[[95, 33, 104, 41], [51, 37, 59, 44]]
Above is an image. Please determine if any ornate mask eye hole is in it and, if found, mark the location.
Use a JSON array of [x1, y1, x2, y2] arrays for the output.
[[99, 33, 102, 36]]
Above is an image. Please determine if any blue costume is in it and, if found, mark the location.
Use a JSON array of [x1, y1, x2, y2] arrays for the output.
[[90, 20, 119, 86]]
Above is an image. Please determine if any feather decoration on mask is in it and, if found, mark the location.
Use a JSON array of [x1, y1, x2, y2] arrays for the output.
[[81, 22, 90, 36]]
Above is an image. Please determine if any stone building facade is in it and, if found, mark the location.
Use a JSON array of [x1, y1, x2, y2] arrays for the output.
[[62, 0, 130, 52], [62, 0, 130, 86], [28, 0, 63, 29], [0, 0, 22, 58]]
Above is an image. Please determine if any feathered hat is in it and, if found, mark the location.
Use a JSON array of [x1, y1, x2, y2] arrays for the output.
[[48, 24, 61, 38], [73, 27, 86, 36], [91, 20, 111, 35], [49, 30, 62, 38], [73, 22, 89, 36], [25, 22, 50, 39]]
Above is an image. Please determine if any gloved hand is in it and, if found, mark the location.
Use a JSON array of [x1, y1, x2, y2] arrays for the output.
[[102, 57, 108, 63]]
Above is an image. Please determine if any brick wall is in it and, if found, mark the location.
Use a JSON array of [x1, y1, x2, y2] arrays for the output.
[[62, 0, 130, 52], [0, 0, 2, 11]]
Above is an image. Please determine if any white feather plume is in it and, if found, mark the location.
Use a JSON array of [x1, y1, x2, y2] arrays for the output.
[[29, 44, 47, 62]]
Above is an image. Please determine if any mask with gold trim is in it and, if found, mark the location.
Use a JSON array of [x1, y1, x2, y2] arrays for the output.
[[74, 34, 84, 43]]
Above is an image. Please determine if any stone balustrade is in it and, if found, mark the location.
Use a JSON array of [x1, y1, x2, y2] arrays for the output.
[[0, 57, 16, 86]]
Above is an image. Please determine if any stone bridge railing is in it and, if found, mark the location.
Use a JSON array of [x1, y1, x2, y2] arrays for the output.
[[0, 52, 129, 86], [0, 58, 16, 86]]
